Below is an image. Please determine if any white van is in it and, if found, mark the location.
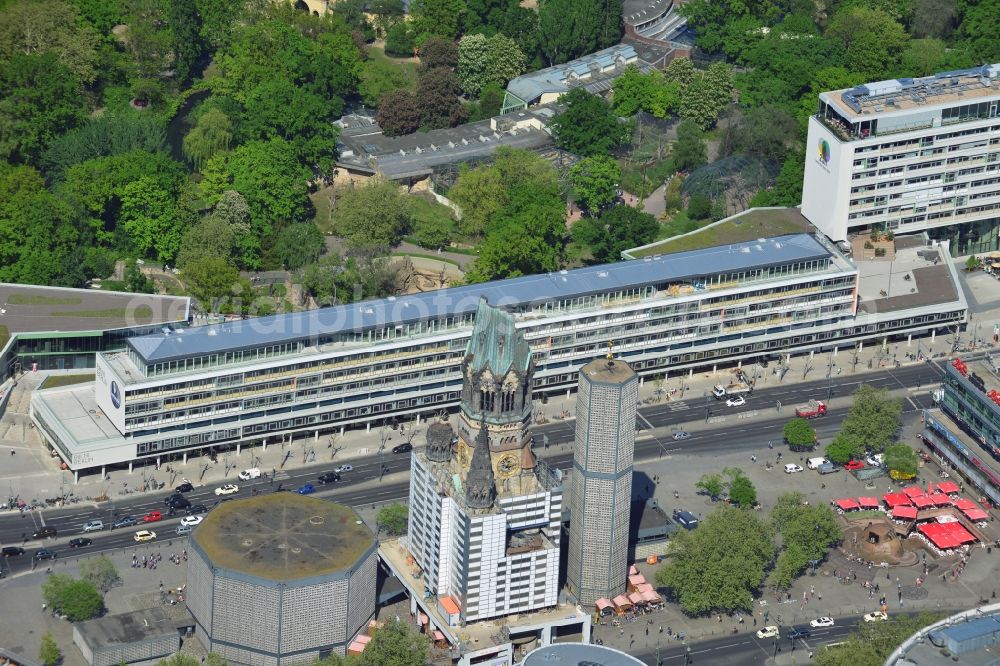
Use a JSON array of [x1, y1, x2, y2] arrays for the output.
[[807, 457, 831, 470], [238, 468, 261, 481]]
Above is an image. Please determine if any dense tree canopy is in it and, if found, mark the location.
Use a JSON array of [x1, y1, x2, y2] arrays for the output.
[[656, 507, 775, 615], [0, 53, 87, 165], [549, 89, 632, 157], [331, 179, 412, 249], [826, 385, 902, 462]]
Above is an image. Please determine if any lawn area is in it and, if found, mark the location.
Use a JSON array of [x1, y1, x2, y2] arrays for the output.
[[39, 373, 95, 389], [50, 305, 154, 318], [625, 208, 814, 257], [311, 185, 335, 233], [367, 44, 419, 89], [0, 325, 8, 350], [6, 294, 82, 306]]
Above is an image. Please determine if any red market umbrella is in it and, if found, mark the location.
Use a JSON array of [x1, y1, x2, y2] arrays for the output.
[[883, 493, 912, 508], [952, 498, 977, 511], [858, 497, 880, 509], [892, 505, 918, 520], [937, 481, 960, 494], [834, 498, 860, 511], [962, 508, 990, 521]]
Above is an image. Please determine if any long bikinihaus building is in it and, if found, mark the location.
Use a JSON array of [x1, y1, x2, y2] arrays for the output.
[[31, 209, 968, 477]]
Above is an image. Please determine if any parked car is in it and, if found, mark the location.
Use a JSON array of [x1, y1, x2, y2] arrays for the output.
[[186, 504, 208, 516], [175, 482, 194, 493], [34, 548, 57, 560], [784, 464, 804, 474], [133, 530, 157, 543], [845, 460, 866, 471], [334, 464, 353, 474], [865, 453, 885, 467], [817, 463, 840, 475], [238, 468, 261, 481], [317, 472, 341, 484], [215, 484, 239, 496], [672, 431, 691, 441], [726, 395, 747, 407], [810, 617, 835, 628], [175, 525, 193, 535], [112, 515, 137, 529], [672, 510, 699, 530], [82, 520, 104, 533], [68, 537, 92, 549], [32, 527, 57, 539], [392, 443, 413, 454], [864, 611, 888, 623], [296, 484, 315, 495], [142, 511, 163, 523], [180, 515, 203, 527], [1, 547, 24, 557], [756, 626, 779, 639]]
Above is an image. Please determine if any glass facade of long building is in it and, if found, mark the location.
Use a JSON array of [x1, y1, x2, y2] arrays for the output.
[[32, 232, 968, 472]]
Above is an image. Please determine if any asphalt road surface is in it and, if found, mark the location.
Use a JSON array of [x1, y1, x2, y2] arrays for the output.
[[630, 620, 856, 664], [0, 361, 945, 578]]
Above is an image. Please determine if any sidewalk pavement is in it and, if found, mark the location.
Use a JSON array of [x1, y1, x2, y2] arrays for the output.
[[0, 327, 974, 507]]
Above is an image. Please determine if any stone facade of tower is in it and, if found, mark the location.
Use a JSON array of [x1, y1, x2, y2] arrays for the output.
[[565, 357, 637, 606]]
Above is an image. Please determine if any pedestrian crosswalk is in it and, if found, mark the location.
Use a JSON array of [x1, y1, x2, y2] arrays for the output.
[[667, 401, 690, 411]]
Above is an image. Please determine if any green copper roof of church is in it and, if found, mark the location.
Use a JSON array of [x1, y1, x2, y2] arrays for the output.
[[466, 298, 532, 375]]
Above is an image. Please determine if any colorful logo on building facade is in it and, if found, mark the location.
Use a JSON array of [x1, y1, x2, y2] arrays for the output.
[[110, 381, 121, 409], [818, 138, 831, 165]]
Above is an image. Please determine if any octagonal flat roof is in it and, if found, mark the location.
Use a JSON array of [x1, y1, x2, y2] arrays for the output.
[[193, 494, 374, 582]]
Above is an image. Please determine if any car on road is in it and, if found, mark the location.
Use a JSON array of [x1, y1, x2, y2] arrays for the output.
[[756, 626, 779, 639], [810, 617, 835, 628], [32, 527, 57, 539], [784, 464, 804, 474], [392, 443, 413, 454], [176, 525, 193, 535], [318, 472, 341, 484], [164, 493, 191, 509], [215, 484, 239, 496], [180, 515, 203, 527], [787, 627, 811, 640], [864, 611, 888, 622], [845, 460, 866, 471], [296, 484, 315, 495], [672, 431, 690, 441], [112, 515, 137, 529], [238, 468, 261, 481], [68, 537, 92, 549], [1, 547, 24, 557], [34, 548, 57, 560], [334, 464, 353, 474], [142, 511, 163, 523], [82, 520, 104, 533], [726, 395, 747, 407], [133, 530, 157, 543], [175, 482, 194, 493], [186, 504, 208, 515]]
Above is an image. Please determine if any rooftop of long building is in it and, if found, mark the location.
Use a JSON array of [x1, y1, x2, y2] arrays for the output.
[[0, 283, 189, 337], [822, 63, 1000, 120], [118, 232, 837, 368], [504, 44, 652, 106]]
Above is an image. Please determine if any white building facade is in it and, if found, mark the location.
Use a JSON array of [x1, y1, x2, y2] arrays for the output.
[[802, 64, 1000, 253], [32, 228, 967, 476]]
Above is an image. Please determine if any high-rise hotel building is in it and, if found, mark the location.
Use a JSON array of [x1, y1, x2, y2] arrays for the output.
[[803, 64, 1000, 254]]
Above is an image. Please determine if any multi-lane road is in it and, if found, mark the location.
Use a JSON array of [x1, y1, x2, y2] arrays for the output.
[[0, 360, 945, 576], [0, 361, 949, 664]]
